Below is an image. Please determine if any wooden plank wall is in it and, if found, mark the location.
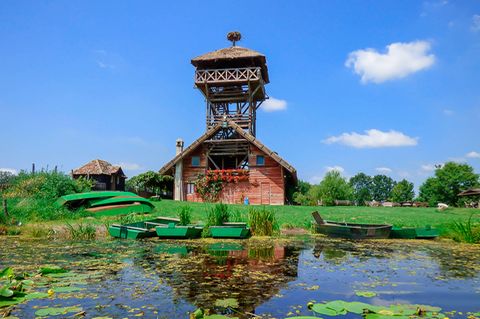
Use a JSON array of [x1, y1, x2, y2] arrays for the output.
[[181, 144, 285, 205]]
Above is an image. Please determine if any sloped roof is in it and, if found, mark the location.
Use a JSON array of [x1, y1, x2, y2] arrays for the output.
[[159, 120, 296, 177], [73, 159, 125, 176], [191, 46, 266, 64]]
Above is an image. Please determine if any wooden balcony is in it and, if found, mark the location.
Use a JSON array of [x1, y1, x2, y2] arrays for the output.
[[195, 67, 262, 85]]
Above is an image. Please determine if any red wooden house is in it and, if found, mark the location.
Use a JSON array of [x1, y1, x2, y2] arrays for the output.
[[159, 32, 296, 205]]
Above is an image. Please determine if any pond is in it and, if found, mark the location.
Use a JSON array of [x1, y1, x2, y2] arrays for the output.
[[0, 237, 479, 318]]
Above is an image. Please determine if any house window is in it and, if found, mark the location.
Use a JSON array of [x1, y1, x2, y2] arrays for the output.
[[186, 183, 195, 194], [256, 155, 265, 166], [191, 156, 200, 167]]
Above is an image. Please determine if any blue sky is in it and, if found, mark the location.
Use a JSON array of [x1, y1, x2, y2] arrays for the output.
[[1, 1, 479, 192]]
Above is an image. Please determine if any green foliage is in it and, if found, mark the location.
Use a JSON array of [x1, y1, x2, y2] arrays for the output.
[[206, 203, 230, 226], [178, 206, 192, 226], [65, 223, 96, 240], [292, 180, 313, 205], [311, 170, 353, 206], [1, 171, 91, 223], [391, 179, 415, 202], [126, 171, 173, 194], [0, 267, 33, 304], [449, 214, 480, 243], [349, 173, 373, 205], [0, 171, 15, 190], [371, 175, 396, 201], [248, 207, 279, 236], [419, 162, 479, 206]]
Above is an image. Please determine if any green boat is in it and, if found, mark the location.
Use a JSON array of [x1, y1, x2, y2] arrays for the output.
[[86, 202, 153, 216], [109, 217, 180, 239], [390, 226, 440, 239], [155, 223, 203, 239], [312, 211, 392, 239], [55, 191, 137, 208], [88, 196, 154, 208], [209, 222, 250, 239]]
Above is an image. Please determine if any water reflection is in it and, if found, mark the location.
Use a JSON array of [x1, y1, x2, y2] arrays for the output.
[[0, 237, 479, 318]]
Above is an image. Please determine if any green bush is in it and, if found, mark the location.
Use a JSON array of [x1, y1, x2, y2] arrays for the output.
[[178, 206, 192, 226], [248, 207, 279, 236], [1, 171, 91, 223]]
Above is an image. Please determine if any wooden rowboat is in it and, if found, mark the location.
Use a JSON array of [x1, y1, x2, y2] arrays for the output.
[[209, 222, 250, 239], [109, 217, 180, 239], [312, 211, 392, 239], [390, 226, 439, 239], [155, 223, 203, 239]]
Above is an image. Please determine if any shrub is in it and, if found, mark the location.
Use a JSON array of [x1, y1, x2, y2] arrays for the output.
[[207, 203, 230, 226], [248, 207, 279, 236], [178, 206, 192, 226]]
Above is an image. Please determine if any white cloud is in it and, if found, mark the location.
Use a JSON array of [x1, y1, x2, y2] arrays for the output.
[[323, 129, 418, 148], [114, 162, 142, 170], [345, 41, 435, 83], [376, 167, 392, 174], [443, 109, 454, 116], [466, 151, 480, 159], [261, 97, 287, 112], [0, 168, 17, 175], [325, 165, 345, 173], [421, 164, 437, 172], [472, 15, 480, 32]]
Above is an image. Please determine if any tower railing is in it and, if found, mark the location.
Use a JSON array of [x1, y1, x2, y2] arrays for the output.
[[195, 67, 261, 84]]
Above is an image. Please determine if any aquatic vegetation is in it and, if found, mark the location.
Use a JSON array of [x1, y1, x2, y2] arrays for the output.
[[248, 207, 279, 236], [449, 214, 480, 243], [179, 206, 193, 226], [355, 291, 377, 298], [65, 222, 96, 240], [35, 306, 83, 317]]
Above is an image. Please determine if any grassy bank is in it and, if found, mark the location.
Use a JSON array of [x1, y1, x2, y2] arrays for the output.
[[152, 200, 479, 232]]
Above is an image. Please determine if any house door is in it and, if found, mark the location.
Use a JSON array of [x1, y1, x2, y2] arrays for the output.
[[260, 183, 271, 205]]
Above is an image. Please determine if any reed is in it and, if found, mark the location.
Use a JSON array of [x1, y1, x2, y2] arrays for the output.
[[65, 223, 96, 240], [248, 207, 279, 236], [178, 206, 192, 226], [449, 214, 480, 243]]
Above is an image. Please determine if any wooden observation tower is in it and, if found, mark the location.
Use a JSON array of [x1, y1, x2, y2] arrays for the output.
[[160, 32, 296, 205]]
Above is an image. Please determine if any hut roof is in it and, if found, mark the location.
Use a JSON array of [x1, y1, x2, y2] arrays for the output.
[[458, 188, 480, 196], [158, 120, 296, 178], [73, 159, 125, 177], [191, 46, 269, 83]]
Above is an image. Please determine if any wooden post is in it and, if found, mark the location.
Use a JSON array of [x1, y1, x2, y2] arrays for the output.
[[32, 163, 35, 174], [2, 198, 8, 218]]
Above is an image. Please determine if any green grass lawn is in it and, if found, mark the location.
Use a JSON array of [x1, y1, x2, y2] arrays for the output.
[[152, 199, 480, 233]]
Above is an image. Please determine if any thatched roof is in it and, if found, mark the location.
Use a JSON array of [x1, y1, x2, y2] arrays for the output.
[[159, 120, 296, 178], [73, 159, 125, 177], [458, 188, 480, 196], [191, 46, 269, 83]]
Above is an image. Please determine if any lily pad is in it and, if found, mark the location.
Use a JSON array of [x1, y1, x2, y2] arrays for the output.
[[24, 292, 50, 300], [365, 314, 409, 319], [214, 298, 239, 308], [53, 286, 82, 293], [0, 268, 14, 279], [0, 296, 25, 308], [325, 300, 347, 312], [39, 266, 68, 275], [35, 306, 82, 317], [311, 303, 341, 316], [355, 291, 377, 298], [0, 286, 14, 298], [344, 301, 373, 314]]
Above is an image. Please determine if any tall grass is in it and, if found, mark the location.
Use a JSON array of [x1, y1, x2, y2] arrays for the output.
[[449, 214, 480, 243], [65, 223, 96, 240], [178, 206, 192, 225], [207, 203, 230, 226], [248, 207, 279, 236]]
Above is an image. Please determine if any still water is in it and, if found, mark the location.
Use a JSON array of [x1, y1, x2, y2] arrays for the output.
[[0, 237, 479, 318]]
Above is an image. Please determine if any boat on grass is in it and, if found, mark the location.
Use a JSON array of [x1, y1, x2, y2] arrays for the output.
[[55, 191, 136, 208], [109, 217, 180, 239], [390, 226, 439, 239], [155, 223, 203, 239], [86, 202, 153, 216], [209, 222, 250, 239], [312, 211, 392, 239]]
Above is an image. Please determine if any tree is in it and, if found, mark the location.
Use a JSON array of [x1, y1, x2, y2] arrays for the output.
[[371, 175, 396, 201], [418, 162, 479, 206], [292, 180, 313, 205], [391, 179, 414, 202], [313, 170, 353, 206], [349, 173, 372, 205], [126, 171, 173, 194]]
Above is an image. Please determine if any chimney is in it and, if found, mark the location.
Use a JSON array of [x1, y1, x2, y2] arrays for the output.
[[176, 138, 184, 155]]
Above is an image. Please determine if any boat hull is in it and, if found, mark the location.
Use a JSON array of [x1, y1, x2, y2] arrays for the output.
[[209, 226, 250, 239], [315, 222, 392, 239], [390, 227, 439, 239], [86, 203, 153, 216], [109, 217, 180, 239], [155, 225, 203, 239]]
